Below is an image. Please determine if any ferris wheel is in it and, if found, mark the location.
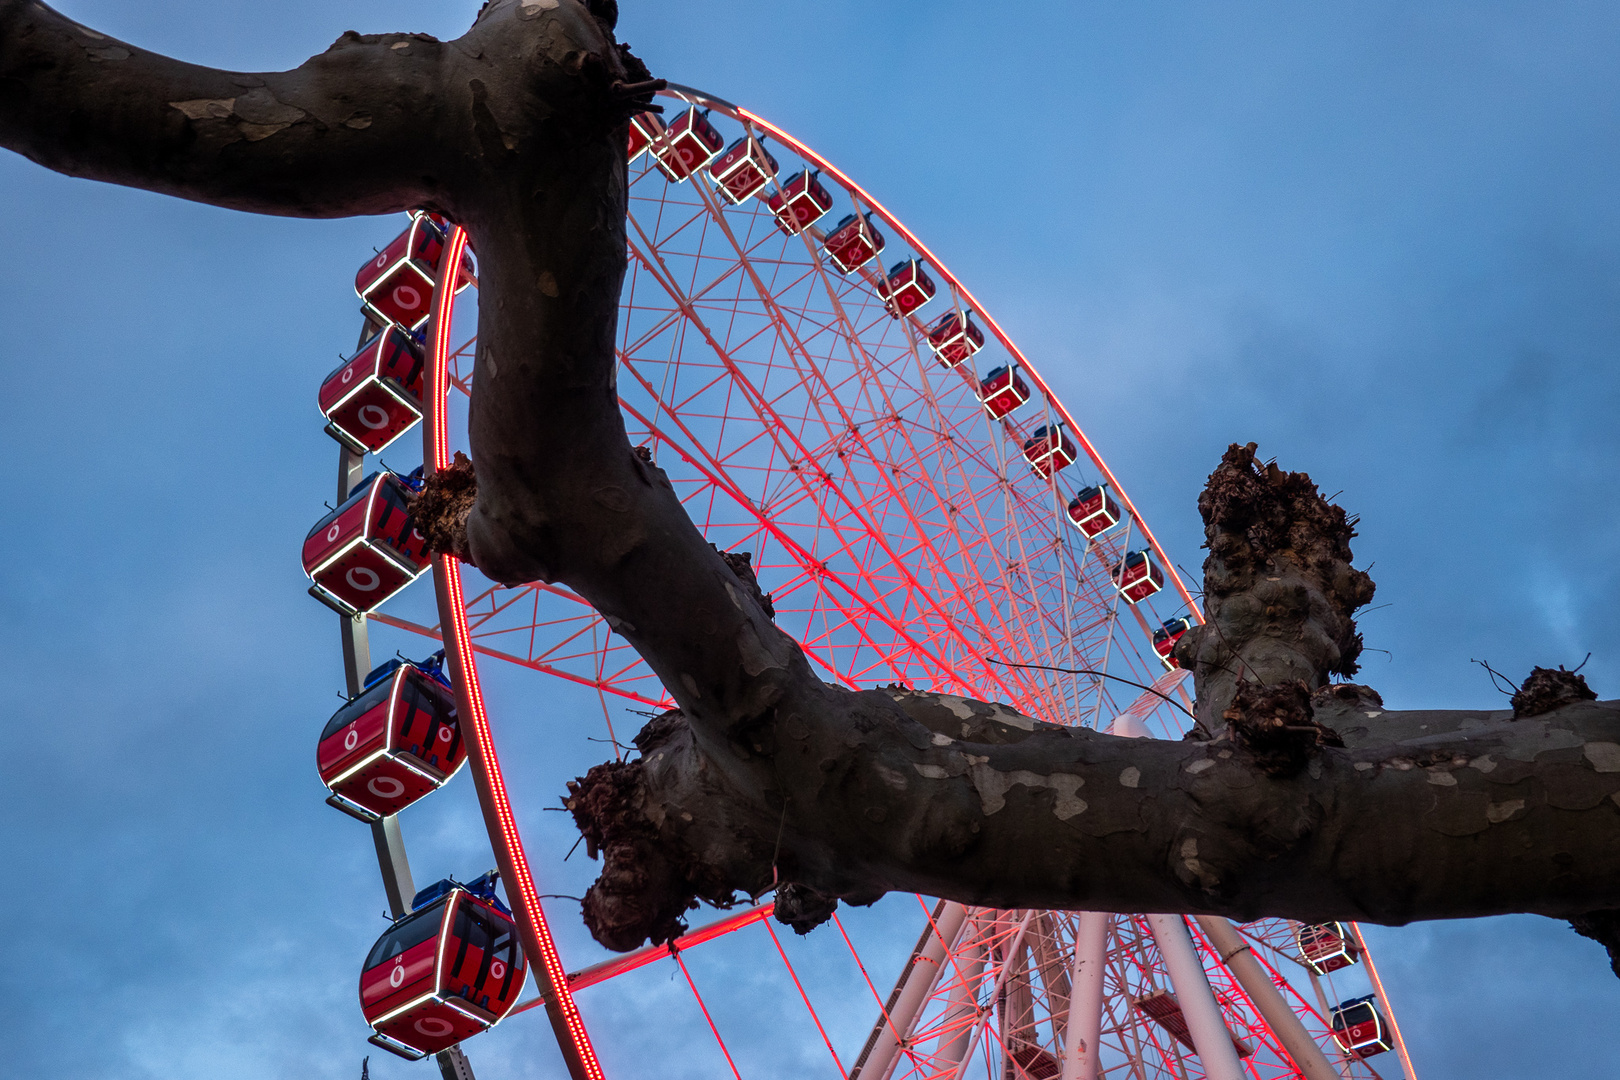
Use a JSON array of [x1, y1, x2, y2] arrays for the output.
[[301, 84, 1419, 1080]]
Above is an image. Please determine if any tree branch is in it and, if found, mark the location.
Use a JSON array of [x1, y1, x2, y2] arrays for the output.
[[7, 1, 1617, 972]]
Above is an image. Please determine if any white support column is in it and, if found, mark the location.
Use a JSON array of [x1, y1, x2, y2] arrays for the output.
[[1033, 914, 1072, 1045], [1059, 911, 1111, 1080], [851, 901, 970, 1080], [1147, 914, 1246, 1080], [1194, 915, 1339, 1080]]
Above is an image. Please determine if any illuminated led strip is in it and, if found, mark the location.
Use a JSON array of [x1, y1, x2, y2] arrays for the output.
[[423, 225, 606, 1080]]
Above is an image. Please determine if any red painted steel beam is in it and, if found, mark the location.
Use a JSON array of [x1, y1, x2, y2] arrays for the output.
[[510, 904, 775, 1017]]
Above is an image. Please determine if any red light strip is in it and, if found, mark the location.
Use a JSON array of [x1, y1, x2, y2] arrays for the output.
[[423, 225, 606, 1080]]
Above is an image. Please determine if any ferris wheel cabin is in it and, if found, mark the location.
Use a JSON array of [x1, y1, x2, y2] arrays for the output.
[[1295, 921, 1363, 975], [978, 365, 1030, 419], [766, 170, 835, 234], [302, 470, 431, 617], [928, 310, 985, 367], [653, 106, 724, 182], [1022, 426, 1078, 478], [1152, 616, 1194, 668], [879, 258, 936, 318], [627, 111, 665, 162], [708, 135, 779, 203], [1112, 549, 1166, 604], [318, 653, 466, 822], [1067, 485, 1122, 538], [824, 212, 887, 273], [1330, 994, 1393, 1058], [318, 326, 426, 455], [354, 212, 471, 332], [361, 874, 528, 1061]]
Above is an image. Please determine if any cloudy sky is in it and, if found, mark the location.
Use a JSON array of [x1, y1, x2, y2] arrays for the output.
[[2, 1, 1618, 1078]]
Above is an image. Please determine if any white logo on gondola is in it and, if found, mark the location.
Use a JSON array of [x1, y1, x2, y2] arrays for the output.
[[368, 776, 406, 798], [392, 284, 423, 311], [346, 567, 382, 592], [344, 728, 359, 751], [358, 404, 391, 430], [389, 964, 405, 988], [437, 726, 453, 743], [415, 1017, 455, 1037], [489, 960, 506, 980], [341, 367, 355, 384], [327, 524, 341, 543]]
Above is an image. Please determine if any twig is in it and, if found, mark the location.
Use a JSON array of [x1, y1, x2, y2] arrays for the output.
[[1470, 658, 1517, 698], [990, 660, 1195, 720]]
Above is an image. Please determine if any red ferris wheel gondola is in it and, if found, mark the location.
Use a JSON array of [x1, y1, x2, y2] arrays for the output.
[[1068, 483, 1123, 537], [823, 211, 886, 273], [1330, 994, 1394, 1058], [361, 874, 527, 1061], [977, 364, 1030, 419], [1112, 548, 1167, 604], [317, 652, 465, 822], [708, 133, 779, 203], [355, 212, 472, 332], [877, 258, 936, 318], [764, 169, 834, 234], [317, 325, 426, 455], [926, 308, 985, 366], [1296, 921, 1364, 975], [301, 469, 430, 617], [651, 106, 724, 182], [1022, 424, 1077, 478]]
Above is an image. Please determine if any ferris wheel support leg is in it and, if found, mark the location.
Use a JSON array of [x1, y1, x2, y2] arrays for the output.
[[850, 900, 969, 1080], [1193, 916, 1340, 1080], [1146, 915, 1246, 1080], [1032, 914, 1072, 1045], [1059, 911, 1110, 1080]]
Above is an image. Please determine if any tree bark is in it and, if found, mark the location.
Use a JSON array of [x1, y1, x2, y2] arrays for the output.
[[5, 0, 1618, 960]]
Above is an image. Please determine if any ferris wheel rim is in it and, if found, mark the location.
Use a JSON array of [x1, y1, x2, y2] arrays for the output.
[[661, 81, 1201, 625]]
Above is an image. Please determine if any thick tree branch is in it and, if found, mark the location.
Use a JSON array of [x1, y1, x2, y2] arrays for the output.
[[0, 0, 639, 219], [7, 1, 1618, 972]]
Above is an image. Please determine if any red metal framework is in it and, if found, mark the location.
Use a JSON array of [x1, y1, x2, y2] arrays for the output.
[[316, 84, 1417, 1080]]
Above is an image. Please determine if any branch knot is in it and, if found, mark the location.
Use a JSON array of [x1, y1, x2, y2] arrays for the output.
[[1512, 666, 1597, 719], [1224, 679, 1343, 777]]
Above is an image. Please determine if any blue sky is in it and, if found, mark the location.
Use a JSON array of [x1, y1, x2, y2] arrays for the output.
[[3, 1, 1618, 1077]]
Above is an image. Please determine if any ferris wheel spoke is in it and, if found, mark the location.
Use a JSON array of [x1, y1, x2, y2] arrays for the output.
[[629, 221, 1029, 705], [621, 241, 1009, 700]]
